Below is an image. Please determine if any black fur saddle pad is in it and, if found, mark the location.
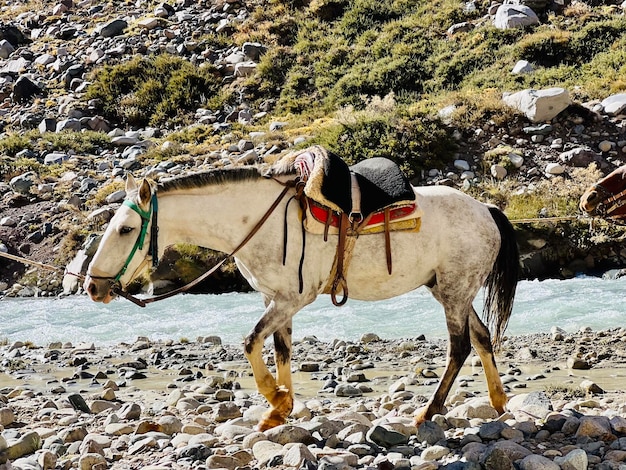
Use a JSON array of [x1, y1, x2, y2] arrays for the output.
[[293, 146, 415, 217]]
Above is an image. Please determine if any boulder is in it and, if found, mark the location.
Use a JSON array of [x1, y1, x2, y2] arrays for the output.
[[494, 4, 540, 29], [503, 87, 571, 122]]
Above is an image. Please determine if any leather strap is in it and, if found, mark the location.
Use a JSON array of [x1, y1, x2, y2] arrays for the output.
[[330, 212, 350, 306], [384, 207, 392, 275], [323, 207, 332, 242], [349, 172, 362, 223]]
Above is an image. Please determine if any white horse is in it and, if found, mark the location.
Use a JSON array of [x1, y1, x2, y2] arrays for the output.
[[84, 151, 519, 431]]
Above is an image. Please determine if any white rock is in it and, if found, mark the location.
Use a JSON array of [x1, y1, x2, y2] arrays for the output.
[[446, 397, 499, 420], [0, 216, 18, 227], [234, 61, 257, 77], [494, 4, 540, 29], [545, 162, 565, 175], [503, 87, 571, 123], [252, 440, 284, 466], [601, 93, 626, 115], [509, 153, 524, 168], [512, 60, 533, 74], [421, 445, 450, 461], [137, 17, 159, 29]]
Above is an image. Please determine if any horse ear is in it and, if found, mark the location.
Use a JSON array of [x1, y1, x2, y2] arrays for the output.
[[125, 174, 137, 193], [138, 179, 153, 207]]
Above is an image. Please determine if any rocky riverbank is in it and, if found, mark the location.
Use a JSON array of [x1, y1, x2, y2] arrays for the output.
[[1, 326, 626, 469]]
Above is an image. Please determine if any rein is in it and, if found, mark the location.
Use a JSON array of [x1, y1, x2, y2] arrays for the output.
[[109, 179, 296, 307]]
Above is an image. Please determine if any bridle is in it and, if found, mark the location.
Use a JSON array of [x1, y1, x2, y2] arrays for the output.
[[88, 178, 298, 307], [87, 194, 159, 284]]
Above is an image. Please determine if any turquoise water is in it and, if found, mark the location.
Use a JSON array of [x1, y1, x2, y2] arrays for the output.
[[1, 277, 625, 346]]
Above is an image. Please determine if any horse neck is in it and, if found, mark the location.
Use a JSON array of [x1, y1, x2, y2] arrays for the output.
[[156, 177, 287, 254]]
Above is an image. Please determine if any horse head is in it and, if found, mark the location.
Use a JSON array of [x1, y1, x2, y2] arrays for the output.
[[84, 175, 157, 303], [580, 165, 626, 218]]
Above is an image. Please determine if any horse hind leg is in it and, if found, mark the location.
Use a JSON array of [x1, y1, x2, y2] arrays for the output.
[[469, 307, 507, 414], [414, 311, 471, 425]]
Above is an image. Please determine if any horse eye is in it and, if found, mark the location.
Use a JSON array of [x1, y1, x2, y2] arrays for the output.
[[119, 226, 134, 235]]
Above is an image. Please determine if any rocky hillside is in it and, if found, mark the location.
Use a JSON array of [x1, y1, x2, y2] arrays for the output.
[[2, 0, 626, 298]]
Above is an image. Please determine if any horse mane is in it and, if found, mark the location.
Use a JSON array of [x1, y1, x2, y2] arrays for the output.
[[155, 153, 301, 194], [157, 166, 265, 193]]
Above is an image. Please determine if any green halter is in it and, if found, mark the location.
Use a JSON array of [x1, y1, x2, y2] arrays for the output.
[[113, 194, 158, 282]]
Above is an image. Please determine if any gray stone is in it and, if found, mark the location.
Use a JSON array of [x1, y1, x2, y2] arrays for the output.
[[10, 173, 34, 194], [416, 420, 445, 445], [494, 4, 540, 29], [0, 39, 15, 59], [366, 425, 409, 448], [100, 19, 128, 37], [479, 420, 509, 440], [265, 424, 313, 445], [519, 454, 560, 470], [242, 42, 267, 61], [575, 416, 613, 439], [7, 431, 41, 460], [558, 147, 602, 167], [554, 448, 588, 470], [12, 75, 40, 103]]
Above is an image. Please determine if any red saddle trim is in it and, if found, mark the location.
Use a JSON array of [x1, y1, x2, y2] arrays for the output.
[[308, 199, 417, 227]]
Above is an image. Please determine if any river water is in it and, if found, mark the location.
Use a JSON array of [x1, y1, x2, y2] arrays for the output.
[[1, 276, 625, 347]]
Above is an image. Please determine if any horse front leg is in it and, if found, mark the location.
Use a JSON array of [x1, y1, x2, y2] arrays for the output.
[[414, 312, 471, 425], [469, 308, 507, 414], [244, 298, 296, 431]]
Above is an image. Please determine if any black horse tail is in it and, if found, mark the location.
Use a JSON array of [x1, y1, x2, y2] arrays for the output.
[[483, 206, 519, 350]]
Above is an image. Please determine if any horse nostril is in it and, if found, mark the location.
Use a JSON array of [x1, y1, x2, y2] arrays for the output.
[[87, 281, 96, 296]]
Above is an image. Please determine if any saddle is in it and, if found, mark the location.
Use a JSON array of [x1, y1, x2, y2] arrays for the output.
[[289, 146, 422, 306]]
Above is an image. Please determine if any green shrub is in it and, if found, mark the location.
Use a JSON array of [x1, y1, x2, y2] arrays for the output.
[[38, 130, 110, 154], [256, 46, 298, 95], [0, 133, 34, 157], [84, 54, 226, 128], [312, 99, 456, 179]]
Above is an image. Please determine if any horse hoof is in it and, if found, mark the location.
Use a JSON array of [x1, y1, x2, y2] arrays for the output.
[[257, 409, 286, 431], [413, 405, 432, 426]]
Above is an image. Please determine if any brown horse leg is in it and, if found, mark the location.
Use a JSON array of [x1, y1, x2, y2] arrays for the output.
[[243, 299, 295, 431], [469, 308, 507, 414], [414, 318, 471, 425]]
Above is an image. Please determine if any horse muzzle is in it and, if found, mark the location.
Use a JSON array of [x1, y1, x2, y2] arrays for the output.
[[83, 275, 118, 304]]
